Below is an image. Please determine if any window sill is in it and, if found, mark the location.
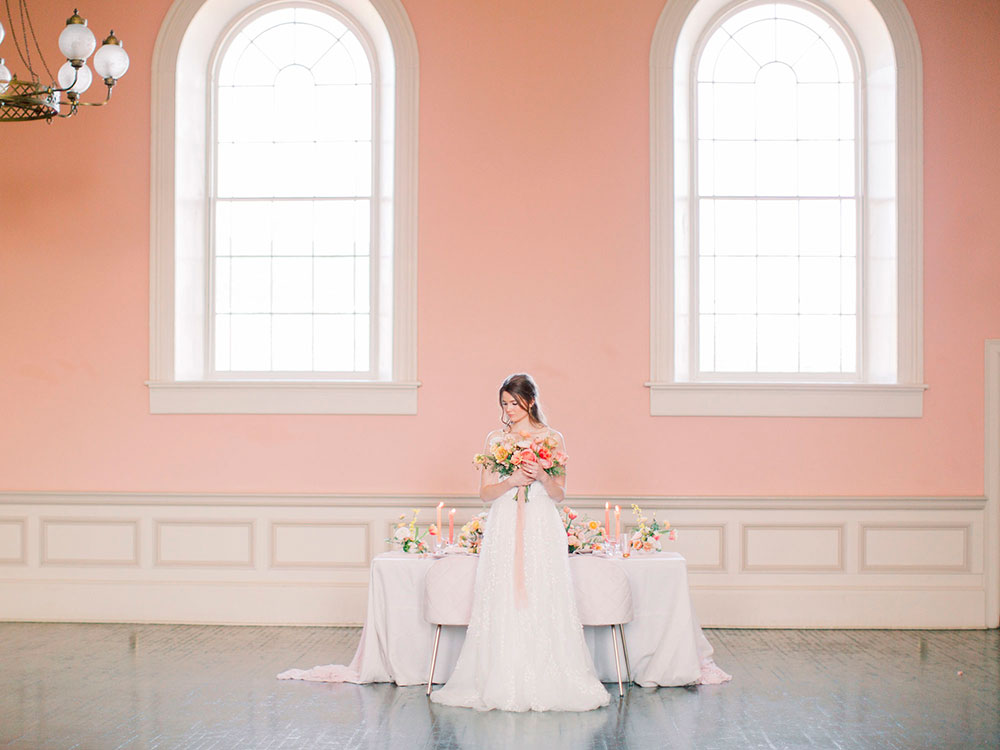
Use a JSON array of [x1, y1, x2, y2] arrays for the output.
[[147, 380, 420, 414], [645, 382, 927, 418]]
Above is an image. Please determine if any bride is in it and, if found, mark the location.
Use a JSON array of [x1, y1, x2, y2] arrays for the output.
[[429, 373, 610, 712]]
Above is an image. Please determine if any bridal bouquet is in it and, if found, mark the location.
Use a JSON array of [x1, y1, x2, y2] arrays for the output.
[[457, 511, 489, 554], [559, 505, 605, 554], [628, 503, 675, 553], [386, 508, 430, 554], [473, 431, 568, 502]]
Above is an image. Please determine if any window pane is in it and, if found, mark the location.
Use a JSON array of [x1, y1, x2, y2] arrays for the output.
[[799, 257, 841, 314], [314, 257, 356, 313], [799, 315, 841, 371], [757, 257, 798, 314], [775, 18, 819, 65], [699, 256, 715, 314], [699, 315, 715, 371], [714, 84, 754, 140], [272, 201, 314, 256], [714, 141, 755, 196], [757, 200, 797, 255], [313, 315, 355, 370], [799, 200, 841, 256], [354, 315, 370, 371], [714, 257, 756, 314], [230, 257, 271, 312], [272, 314, 313, 370], [755, 63, 796, 140], [757, 141, 796, 196], [757, 314, 798, 371], [272, 257, 313, 313], [714, 315, 756, 371], [230, 314, 271, 370], [797, 83, 839, 140], [714, 200, 755, 255]]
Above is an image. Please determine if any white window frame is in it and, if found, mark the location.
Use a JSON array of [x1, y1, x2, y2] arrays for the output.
[[148, 0, 419, 414], [649, 0, 925, 417]]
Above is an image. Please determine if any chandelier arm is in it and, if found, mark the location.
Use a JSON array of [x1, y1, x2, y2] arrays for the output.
[[50, 65, 79, 94], [74, 83, 114, 107]]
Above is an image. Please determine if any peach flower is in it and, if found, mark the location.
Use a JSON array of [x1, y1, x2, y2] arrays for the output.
[[516, 449, 535, 464]]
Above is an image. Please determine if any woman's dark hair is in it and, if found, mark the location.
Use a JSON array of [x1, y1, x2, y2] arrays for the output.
[[498, 373, 547, 429]]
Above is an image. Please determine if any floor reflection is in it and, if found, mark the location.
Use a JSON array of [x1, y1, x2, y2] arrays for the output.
[[0, 624, 997, 750]]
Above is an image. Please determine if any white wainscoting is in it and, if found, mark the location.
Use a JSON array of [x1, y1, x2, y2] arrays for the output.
[[0, 492, 992, 628]]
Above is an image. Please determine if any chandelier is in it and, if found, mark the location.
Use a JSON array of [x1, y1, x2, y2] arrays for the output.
[[0, 3, 129, 122]]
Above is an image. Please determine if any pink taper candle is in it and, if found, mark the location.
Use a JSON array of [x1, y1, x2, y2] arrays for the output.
[[605, 502, 611, 540], [449, 508, 456, 545], [437, 501, 444, 540], [614, 505, 621, 545]]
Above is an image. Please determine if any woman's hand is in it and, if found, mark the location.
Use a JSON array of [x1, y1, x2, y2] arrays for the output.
[[520, 460, 546, 484], [508, 467, 532, 486]]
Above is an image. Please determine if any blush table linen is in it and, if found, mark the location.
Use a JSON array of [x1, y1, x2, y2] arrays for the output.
[[301, 551, 723, 688]]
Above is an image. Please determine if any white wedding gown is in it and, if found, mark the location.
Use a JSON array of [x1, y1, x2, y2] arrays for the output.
[[429, 482, 611, 712]]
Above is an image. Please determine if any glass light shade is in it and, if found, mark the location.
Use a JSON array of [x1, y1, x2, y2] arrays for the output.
[[94, 41, 129, 80], [0, 59, 10, 95], [58, 19, 97, 61], [0, 18, 5, 47], [58, 61, 92, 94]]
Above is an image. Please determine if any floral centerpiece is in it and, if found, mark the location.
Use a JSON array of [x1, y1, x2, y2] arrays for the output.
[[387, 508, 429, 554], [474, 431, 567, 502], [559, 505, 606, 554], [628, 503, 676, 553], [457, 511, 489, 554]]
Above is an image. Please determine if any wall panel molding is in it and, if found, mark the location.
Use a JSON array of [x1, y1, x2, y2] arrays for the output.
[[0, 518, 27, 565], [40, 519, 140, 567], [154, 520, 255, 568], [0, 491, 991, 627], [741, 524, 845, 573], [859, 523, 971, 574], [269, 522, 371, 569]]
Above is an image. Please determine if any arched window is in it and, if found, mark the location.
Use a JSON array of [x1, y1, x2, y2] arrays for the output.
[[149, 0, 418, 414], [214, 7, 375, 376], [650, 0, 924, 416], [696, 3, 858, 377]]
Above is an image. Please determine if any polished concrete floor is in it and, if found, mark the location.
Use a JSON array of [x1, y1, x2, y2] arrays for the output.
[[0, 623, 997, 749]]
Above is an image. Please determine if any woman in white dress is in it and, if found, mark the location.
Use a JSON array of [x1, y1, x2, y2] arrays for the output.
[[429, 373, 610, 712]]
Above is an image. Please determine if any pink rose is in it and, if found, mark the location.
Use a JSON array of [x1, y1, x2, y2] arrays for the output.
[[516, 449, 535, 464], [554, 451, 568, 465], [538, 457, 553, 469]]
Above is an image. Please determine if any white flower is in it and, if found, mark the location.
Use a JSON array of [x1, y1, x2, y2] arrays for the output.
[[394, 527, 410, 541]]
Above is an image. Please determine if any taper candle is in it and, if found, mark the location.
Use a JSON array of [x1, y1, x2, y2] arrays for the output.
[[437, 501, 444, 541], [449, 508, 456, 545], [605, 502, 611, 540], [614, 505, 621, 545]]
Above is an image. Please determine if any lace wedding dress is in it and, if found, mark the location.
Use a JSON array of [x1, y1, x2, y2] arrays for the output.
[[429, 480, 610, 712]]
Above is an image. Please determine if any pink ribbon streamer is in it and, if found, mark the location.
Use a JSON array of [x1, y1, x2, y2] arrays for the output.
[[514, 486, 527, 608]]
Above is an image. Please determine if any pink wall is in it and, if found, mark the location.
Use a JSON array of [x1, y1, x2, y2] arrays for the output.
[[1, 0, 998, 497]]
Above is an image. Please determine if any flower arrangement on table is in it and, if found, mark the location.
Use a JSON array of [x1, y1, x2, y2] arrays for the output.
[[387, 508, 430, 554], [627, 503, 676, 553], [558, 505, 606, 554], [456, 511, 489, 554], [474, 431, 568, 502]]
